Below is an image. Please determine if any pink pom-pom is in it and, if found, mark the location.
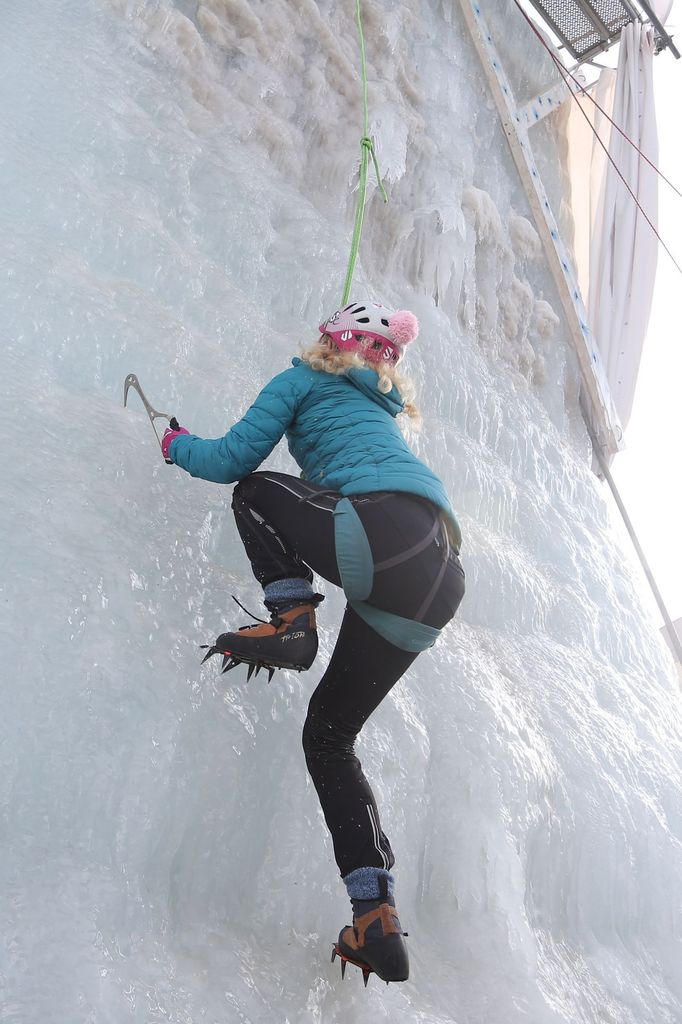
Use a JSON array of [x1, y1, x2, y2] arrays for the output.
[[388, 310, 419, 345]]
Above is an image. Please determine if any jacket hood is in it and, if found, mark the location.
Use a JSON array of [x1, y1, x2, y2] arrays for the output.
[[291, 358, 404, 418]]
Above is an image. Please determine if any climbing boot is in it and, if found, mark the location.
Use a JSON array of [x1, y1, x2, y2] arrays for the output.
[[332, 876, 409, 985], [201, 596, 323, 679]]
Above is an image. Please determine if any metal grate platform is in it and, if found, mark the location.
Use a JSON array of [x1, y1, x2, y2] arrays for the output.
[[524, 0, 679, 61]]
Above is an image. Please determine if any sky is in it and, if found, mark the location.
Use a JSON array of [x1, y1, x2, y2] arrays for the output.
[[609, 1, 682, 628]]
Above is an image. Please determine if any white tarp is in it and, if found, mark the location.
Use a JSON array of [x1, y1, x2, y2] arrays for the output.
[[568, 18, 664, 433]]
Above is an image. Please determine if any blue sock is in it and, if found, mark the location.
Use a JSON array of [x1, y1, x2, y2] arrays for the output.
[[343, 867, 395, 901], [263, 578, 315, 609]]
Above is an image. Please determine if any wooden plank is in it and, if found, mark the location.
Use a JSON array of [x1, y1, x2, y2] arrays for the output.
[[520, 71, 590, 125]]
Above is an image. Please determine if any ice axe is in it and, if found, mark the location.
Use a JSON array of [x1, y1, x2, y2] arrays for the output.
[[123, 373, 179, 464]]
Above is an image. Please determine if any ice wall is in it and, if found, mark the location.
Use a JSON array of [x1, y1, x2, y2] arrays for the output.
[[2, 2, 681, 1022]]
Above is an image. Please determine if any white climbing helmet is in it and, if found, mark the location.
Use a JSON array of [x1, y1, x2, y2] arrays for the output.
[[319, 300, 419, 364]]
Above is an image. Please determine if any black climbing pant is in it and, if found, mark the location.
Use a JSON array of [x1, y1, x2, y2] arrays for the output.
[[231, 472, 465, 877]]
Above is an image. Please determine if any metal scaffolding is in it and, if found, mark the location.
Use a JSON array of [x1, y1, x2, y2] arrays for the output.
[[524, 0, 679, 61]]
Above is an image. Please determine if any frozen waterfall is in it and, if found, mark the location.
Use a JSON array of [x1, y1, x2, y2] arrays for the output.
[[1, 2, 681, 1022]]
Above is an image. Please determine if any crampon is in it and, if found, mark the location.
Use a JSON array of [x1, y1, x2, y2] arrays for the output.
[[200, 595, 323, 680], [200, 649, 279, 682], [331, 945, 377, 988]]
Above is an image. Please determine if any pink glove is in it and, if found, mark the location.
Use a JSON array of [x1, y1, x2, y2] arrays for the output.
[[162, 425, 190, 461]]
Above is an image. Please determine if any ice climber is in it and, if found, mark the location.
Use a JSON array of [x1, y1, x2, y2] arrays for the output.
[[162, 300, 465, 984]]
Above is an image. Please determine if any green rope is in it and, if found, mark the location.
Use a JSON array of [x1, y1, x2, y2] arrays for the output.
[[340, 0, 388, 306]]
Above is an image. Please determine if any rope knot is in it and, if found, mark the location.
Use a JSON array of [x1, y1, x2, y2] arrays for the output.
[[339, 0, 389, 305]]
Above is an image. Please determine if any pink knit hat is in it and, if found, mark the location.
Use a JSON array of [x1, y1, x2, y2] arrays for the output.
[[319, 300, 419, 364]]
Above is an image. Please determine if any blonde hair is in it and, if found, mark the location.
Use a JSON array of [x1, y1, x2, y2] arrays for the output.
[[300, 336, 421, 422]]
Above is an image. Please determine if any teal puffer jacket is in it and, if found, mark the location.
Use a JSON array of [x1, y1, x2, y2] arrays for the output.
[[170, 358, 461, 550]]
